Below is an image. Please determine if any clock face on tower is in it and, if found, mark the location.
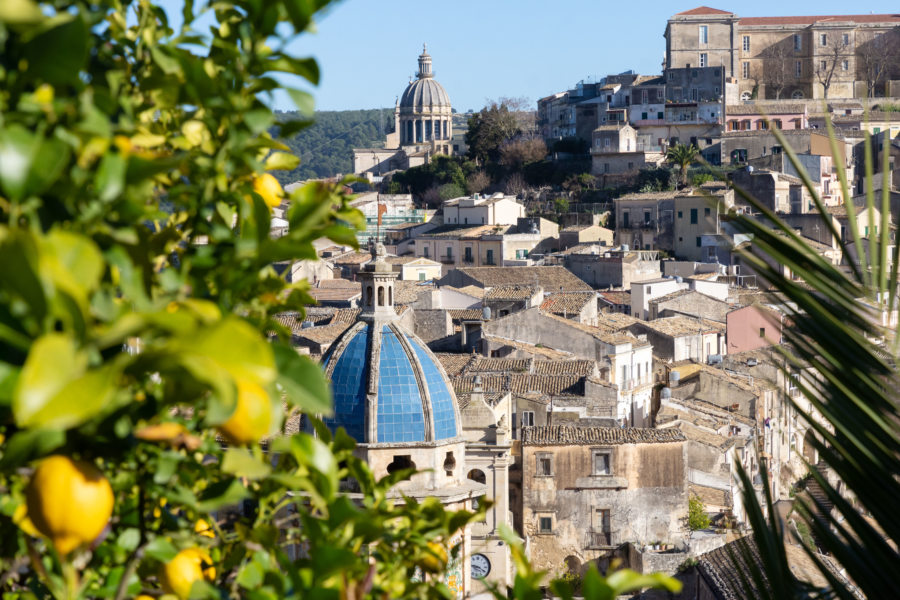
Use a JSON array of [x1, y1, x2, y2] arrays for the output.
[[471, 553, 491, 579]]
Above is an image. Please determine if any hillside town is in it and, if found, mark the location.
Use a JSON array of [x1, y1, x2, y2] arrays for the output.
[[267, 6, 900, 598]]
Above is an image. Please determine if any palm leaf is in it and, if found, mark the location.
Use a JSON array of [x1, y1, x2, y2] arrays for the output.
[[728, 104, 900, 599]]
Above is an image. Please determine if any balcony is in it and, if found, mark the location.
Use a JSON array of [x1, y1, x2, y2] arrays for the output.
[[585, 530, 613, 549], [440, 256, 455, 264], [624, 220, 657, 230]]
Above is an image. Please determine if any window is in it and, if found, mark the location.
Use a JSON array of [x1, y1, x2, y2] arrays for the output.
[[423, 246, 429, 258], [794, 34, 802, 51], [842, 33, 849, 45], [604, 163, 609, 174], [742, 36, 750, 52], [704, 207, 711, 216], [485, 249, 494, 265], [690, 208, 698, 224], [677, 210, 683, 219], [536, 453, 553, 476], [418, 271, 426, 281], [759, 327, 766, 338], [792, 90, 804, 99], [592, 450, 612, 475], [464, 246, 473, 262], [742, 62, 749, 79], [821, 60, 827, 72], [842, 60, 848, 72], [657, 111, 664, 120], [696, 236, 702, 247], [820, 33, 827, 46], [691, 88, 699, 101], [740, 91, 751, 101], [539, 516, 553, 534], [795, 61, 802, 78], [699, 25, 708, 44], [642, 90, 648, 104], [604, 138, 610, 148], [699, 53, 707, 68], [642, 112, 648, 120]]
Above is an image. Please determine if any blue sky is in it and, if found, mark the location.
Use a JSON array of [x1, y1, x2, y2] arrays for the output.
[[160, 1, 900, 113]]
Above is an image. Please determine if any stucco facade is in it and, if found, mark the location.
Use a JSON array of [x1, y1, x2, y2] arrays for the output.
[[521, 427, 688, 580]]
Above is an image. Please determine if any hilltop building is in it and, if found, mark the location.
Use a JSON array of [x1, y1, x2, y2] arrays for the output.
[[352, 45, 455, 181]]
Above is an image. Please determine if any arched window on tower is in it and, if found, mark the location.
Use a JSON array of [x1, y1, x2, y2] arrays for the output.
[[366, 286, 373, 306], [388, 286, 393, 306], [377, 286, 384, 306]]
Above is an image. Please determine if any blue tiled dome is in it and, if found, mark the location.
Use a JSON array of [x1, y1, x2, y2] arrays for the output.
[[323, 322, 460, 444]]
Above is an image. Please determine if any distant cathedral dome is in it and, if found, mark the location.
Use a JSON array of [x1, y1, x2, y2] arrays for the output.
[[396, 45, 453, 151], [399, 45, 451, 110]]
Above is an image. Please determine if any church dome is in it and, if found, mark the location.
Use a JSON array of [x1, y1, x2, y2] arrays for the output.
[[399, 45, 451, 111], [324, 322, 460, 443]]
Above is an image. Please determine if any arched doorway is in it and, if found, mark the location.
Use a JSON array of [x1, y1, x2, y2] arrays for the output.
[[467, 469, 486, 484]]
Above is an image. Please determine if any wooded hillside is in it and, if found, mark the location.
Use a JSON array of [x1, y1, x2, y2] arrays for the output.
[[273, 109, 395, 183]]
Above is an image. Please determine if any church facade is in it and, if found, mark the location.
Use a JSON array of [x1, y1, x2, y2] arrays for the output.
[[352, 46, 455, 181]]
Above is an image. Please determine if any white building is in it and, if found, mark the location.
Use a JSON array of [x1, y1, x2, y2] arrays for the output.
[[442, 193, 526, 227]]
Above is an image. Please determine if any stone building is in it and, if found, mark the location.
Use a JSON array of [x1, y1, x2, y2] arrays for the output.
[[318, 243, 511, 596], [352, 46, 454, 180], [665, 7, 900, 100], [520, 426, 687, 580]]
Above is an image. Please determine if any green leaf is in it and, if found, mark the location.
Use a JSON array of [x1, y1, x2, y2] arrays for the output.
[[274, 343, 332, 415], [0, 124, 40, 201], [264, 56, 319, 84], [286, 88, 315, 116], [22, 14, 88, 85], [222, 448, 272, 480], [0, 0, 44, 25], [13, 333, 86, 426], [150, 46, 182, 76], [95, 152, 127, 202], [264, 152, 300, 171], [144, 536, 179, 562], [116, 528, 141, 552], [196, 478, 250, 512], [177, 317, 277, 386], [0, 428, 65, 470]]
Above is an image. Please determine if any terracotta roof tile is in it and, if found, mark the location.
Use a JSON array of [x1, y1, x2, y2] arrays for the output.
[[454, 373, 583, 396], [533, 359, 596, 377], [294, 322, 353, 345], [467, 357, 532, 373], [633, 316, 725, 336], [598, 291, 631, 305], [448, 308, 484, 322], [452, 266, 592, 292], [481, 334, 575, 360], [485, 285, 540, 300], [675, 6, 734, 16], [540, 292, 595, 315], [521, 426, 686, 445], [435, 353, 475, 377]]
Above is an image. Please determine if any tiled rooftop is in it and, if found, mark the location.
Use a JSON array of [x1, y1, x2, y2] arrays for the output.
[[330, 252, 372, 265], [598, 291, 631, 305], [448, 308, 484, 322], [295, 322, 353, 345], [485, 285, 540, 300], [533, 359, 595, 377], [454, 266, 593, 292], [454, 373, 583, 397], [635, 316, 725, 337], [522, 426, 686, 445], [481, 334, 574, 360], [540, 292, 595, 315], [467, 357, 532, 373], [435, 353, 475, 377], [542, 311, 641, 346]]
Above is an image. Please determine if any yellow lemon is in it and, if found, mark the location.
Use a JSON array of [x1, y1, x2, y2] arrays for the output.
[[417, 541, 448, 574], [217, 379, 272, 445], [25, 455, 114, 555], [12, 504, 42, 538], [159, 547, 216, 599], [251, 173, 283, 209], [194, 518, 215, 538], [34, 84, 54, 105]]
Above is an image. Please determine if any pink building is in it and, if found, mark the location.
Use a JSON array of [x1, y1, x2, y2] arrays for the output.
[[726, 304, 784, 354]]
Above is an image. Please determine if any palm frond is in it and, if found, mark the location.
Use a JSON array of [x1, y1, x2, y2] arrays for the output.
[[726, 106, 900, 599]]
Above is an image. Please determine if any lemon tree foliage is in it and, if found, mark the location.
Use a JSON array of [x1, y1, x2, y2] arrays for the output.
[[0, 1, 487, 598], [0, 2, 681, 599]]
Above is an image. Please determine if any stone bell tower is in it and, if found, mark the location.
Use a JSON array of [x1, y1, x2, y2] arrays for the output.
[[357, 242, 399, 321]]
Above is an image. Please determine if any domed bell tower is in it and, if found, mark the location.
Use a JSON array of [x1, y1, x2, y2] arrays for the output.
[[358, 242, 398, 322]]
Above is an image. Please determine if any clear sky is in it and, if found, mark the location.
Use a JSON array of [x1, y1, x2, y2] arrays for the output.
[[162, 1, 900, 113]]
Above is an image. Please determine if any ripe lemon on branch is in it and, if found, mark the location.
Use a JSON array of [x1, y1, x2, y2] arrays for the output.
[[159, 547, 216, 599], [217, 378, 272, 445], [25, 455, 114, 555], [251, 173, 284, 209]]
